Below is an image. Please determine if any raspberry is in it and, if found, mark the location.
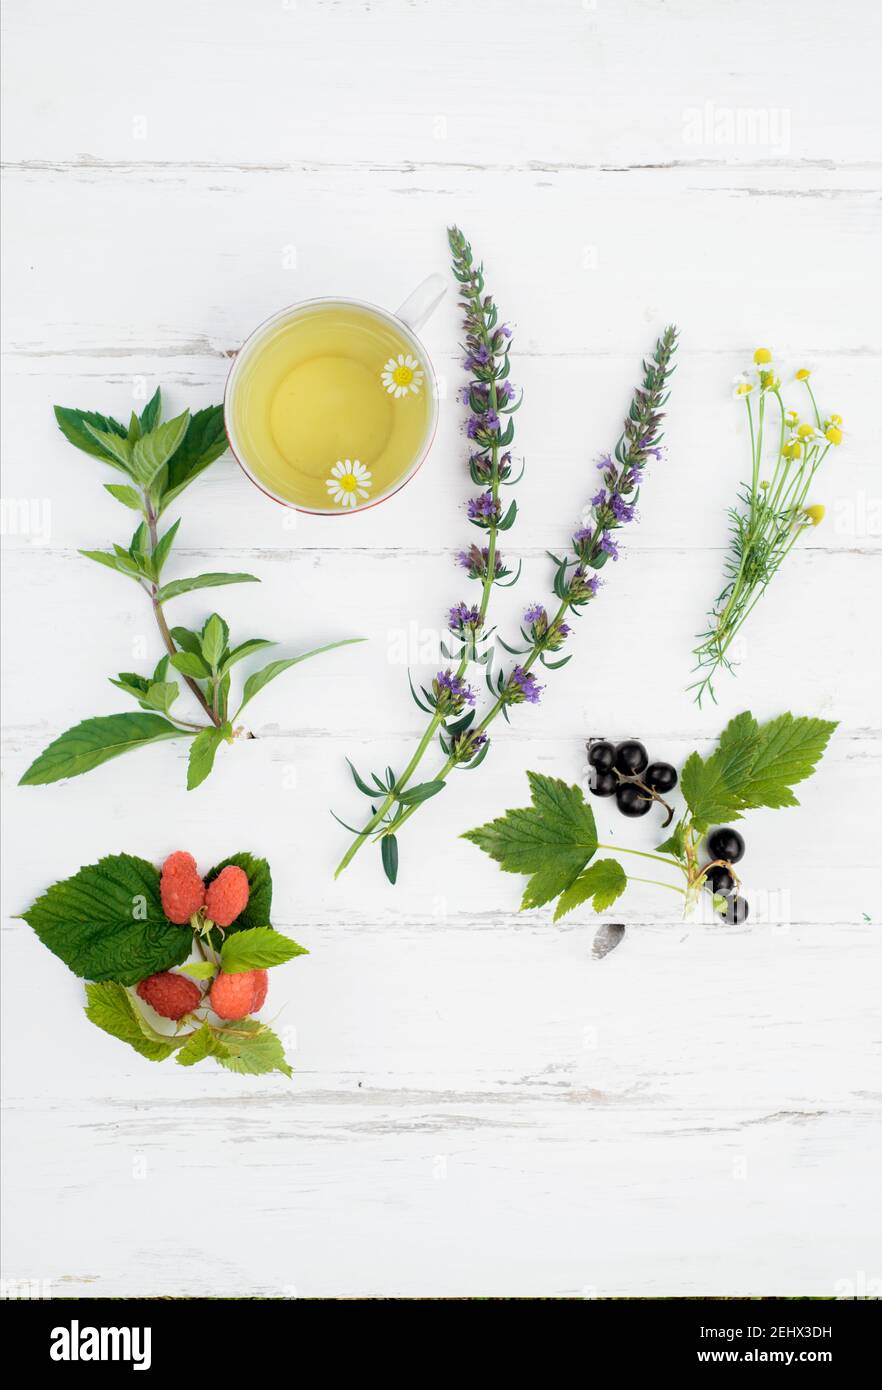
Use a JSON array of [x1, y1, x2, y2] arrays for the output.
[[136, 972, 202, 1021], [209, 968, 268, 1021], [205, 865, 250, 928], [160, 851, 205, 924]]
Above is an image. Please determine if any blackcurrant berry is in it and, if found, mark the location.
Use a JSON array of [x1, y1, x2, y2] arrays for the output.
[[589, 769, 618, 797], [587, 740, 616, 773], [719, 895, 749, 926], [704, 864, 736, 896], [615, 740, 648, 776], [644, 761, 678, 793], [707, 827, 745, 864], [616, 782, 652, 817]]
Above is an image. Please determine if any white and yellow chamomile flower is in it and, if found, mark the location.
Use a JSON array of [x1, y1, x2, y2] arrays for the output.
[[732, 374, 754, 398], [326, 458, 372, 508], [381, 353, 424, 399]]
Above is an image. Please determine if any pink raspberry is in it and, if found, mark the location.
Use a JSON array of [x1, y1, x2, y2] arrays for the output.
[[136, 972, 202, 1020], [160, 851, 205, 924], [205, 865, 250, 928], [209, 969, 268, 1021]]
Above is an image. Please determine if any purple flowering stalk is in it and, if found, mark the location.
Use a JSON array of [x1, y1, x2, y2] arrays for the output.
[[334, 234, 677, 883], [335, 227, 522, 882]]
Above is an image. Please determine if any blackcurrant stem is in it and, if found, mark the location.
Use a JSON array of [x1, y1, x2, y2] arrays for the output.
[[612, 769, 675, 827]]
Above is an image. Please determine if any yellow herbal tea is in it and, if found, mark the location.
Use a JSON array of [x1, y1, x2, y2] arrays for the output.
[[227, 301, 434, 511]]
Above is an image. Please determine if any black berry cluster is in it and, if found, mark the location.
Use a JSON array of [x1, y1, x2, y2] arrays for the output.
[[586, 739, 678, 823], [702, 827, 749, 925]]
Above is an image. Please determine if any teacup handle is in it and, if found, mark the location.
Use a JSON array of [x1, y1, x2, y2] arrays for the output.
[[395, 273, 447, 333]]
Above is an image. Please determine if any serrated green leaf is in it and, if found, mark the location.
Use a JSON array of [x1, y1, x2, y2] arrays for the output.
[[220, 927, 308, 973], [187, 724, 229, 790], [55, 405, 128, 462], [79, 547, 142, 580], [151, 517, 180, 574], [170, 626, 202, 656], [236, 639, 364, 716], [214, 1020, 292, 1078], [83, 423, 134, 472], [463, 772, 598, 909], [169, 650, 210, 679], [200, 613, 226, 668], [176, 1022, 225, 1067], [19, 712, 183, 785], [104, 482, 143, 511], [681, 710, 837, 829], [85, 982, 179, 1062], [159, 405, 229, 510], [219, 638, 275, 675], [177, 960, 217, 980], [130, 410, 190, 487], [553, 859, 627, 920], [139, 387, 162, 433], [654, 822, 687, 860], [24, 854, 191, 984], [156, 572, 259, 604]]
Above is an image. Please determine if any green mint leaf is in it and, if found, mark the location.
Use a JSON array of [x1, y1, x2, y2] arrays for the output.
[[237, 639, 364, 716], [176, 1022, 225, 1068], [170, 625, 202, 655], [463, 771, 598, 909], [142, 680, 179, 715], [220, 926, 308, 973], [24, 853, 191, 984], [55, 405, 128, 461], [151, 517, 181, 574], [139, 387, 162, 433], [200, 613, 226, 668], [156, 572, 259, 604], [104, 483, 144, 511], [83, 423, 134, 472], [215, 1020, 293, 1078], [204, 854, 272, 945], [553, 859, 627, 921], [682, 710, 837, 829], [187, 724, 229, 790], [109, 673, 152, 706], [130, 410, 190, 488], [85, 982, 179, 1062], [169, 649, 211, 679], [19, 712, 182, 785], [126, 411, 142, 443], [177, 960, 216, 980], [219, 638, 275, 675], [159, 405, 229, 511], [79, 547, 141, 580]]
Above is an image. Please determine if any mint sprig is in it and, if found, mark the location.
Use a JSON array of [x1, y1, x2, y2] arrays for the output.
[[20, 389, 362, 790]]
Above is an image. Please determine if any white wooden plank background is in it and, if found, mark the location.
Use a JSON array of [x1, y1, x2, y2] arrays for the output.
[[2, 0, 881, 1298]]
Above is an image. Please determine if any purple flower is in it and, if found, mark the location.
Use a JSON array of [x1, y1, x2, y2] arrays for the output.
[[591, 488, 607, 508], [457, 385, 472, 405], [558, 622, 572, 638], [466, 416, 482, 439], [434, 669, 476, 710], [471, 343, 491, 364], [570, 566, 600, 601], [468, 491, 501, 522], [497, 380, 515, 403], [596, 453, 613, 473], [574, 525, 593, 544], [610, 494, 635, 523], [457, 544, 505, 580], [524, 603, 546, 625], [448, 601, 482, 633], [599, 531, 619, 560], [508, 665, 543, 705], [484, 408, 500, 431], [498, 324, 512, 338]]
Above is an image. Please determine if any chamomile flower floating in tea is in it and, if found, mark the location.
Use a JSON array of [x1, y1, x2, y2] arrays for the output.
[[326, 458, 373, 508], [691, 350, 845, 704], [381, 353, 424, 398]]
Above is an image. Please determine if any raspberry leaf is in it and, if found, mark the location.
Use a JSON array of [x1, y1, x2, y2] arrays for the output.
[[463, 771, 598, 909], [176, 1023, 225, 1068], [85, 982, 179, 1062], [23, 854, 192, 984], [19, 712, 183, 785], [221, 927, 308, 973], [214, 1021, 293, 1078], [553, 859, 627, 920]]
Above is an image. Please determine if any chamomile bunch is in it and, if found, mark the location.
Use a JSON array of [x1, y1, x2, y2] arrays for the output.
[[691, 349, 845, 704]]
